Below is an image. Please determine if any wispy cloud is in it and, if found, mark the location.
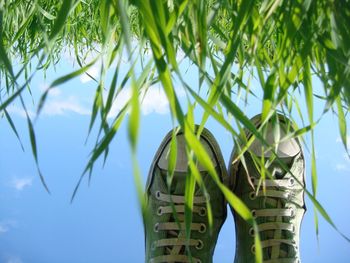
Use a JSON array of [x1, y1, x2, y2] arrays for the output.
[[0, 224, 9, 233], [6, 256, 23, 263], [41, 96, 91, 116], [7, 83, 185, 119], [140, 88, 169, 115], [79, 64, 100, 83], [0, 220, 17, 234], [334, 153, 350, 172], [10, 177, 33, 191], [106, 87, 171, 118], [6, 105, 35, 118], [38, 83, 61, 97], [335, 163, 350, 172]]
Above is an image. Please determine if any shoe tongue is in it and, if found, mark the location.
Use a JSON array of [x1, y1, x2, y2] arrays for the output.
[[248, 123, 300, 158], [169, 173, 188, 195], [160, 170, 189, 195], [269, 157, 293, 179], [157, 134, 218, 172]]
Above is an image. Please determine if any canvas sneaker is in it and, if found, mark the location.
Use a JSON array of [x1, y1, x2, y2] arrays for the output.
[[229, 114, 306, 263], [144, 128, 227, 263]]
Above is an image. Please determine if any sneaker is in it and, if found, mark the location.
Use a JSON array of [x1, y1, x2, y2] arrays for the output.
[[144, 127, 227, 263], [229, 114, 306, 263]]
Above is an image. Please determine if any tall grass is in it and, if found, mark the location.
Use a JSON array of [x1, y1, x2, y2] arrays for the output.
[[1, 0, 349, 261]]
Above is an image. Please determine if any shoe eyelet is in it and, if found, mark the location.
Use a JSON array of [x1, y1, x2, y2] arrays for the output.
[[251, 244, 255, 254], [155, 191, 161, 199], [292, 225, 296, 233], [251, 210, 257, 219], [249, 192, 256, 200], [199, 207, 206, 216], [153, 223, 159, 232], [151, 241, 156, 251], [157, 207, 163, 216], [289, 178, 295, 186], [289, 207, 295, 217], [196, 240, 204, 250], [199, 223, 207, 233], [249, 227, 255, 236]]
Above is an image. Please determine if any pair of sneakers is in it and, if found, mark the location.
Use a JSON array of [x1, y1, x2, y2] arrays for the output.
[[144, 114, 306, 263]]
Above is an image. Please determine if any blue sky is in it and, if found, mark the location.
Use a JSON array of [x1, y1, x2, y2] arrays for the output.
[[0, 55, 350, 263]]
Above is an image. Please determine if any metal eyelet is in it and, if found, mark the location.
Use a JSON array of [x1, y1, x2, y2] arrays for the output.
[[153, 223, 159, 232], [199, 207, 206, 216], [249, 227, 255, 237], [292, 225, 296, 233], [155, 191, 161, 199], [289, 207, 295, 217], [249, 192, 256, 200], [199, 223, 207, 233], [151, 241, 156, 251], [289, 178, 295, 186], [157, 207, 163, 216], [292, 240, 298, 249], [251, 210, 257, 219], [196, 240, 204, 250], [251, 244, 255, 254]]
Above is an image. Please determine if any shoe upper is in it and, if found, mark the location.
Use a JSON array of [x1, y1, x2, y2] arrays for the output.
[[230, 115, 306, 263], [144, 128, 227, 263]]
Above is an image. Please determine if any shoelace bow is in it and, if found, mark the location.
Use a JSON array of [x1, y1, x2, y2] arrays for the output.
[[249, 171, 301, 263], [150, 190, 207, 263]]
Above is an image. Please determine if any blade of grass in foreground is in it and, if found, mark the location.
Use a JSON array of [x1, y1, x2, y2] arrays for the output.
[[49, 0, 74, 41], [4, 109, 25, 151], [27, 114, 50, 193]]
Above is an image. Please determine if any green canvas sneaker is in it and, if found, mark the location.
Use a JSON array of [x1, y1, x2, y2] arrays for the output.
[[144, 128, 227, 263], [229, 114, 306, 263]]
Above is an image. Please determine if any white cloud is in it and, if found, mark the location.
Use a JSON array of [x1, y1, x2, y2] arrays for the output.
[[106, 88, 131, 118], [334, 153, 350, 172], [0, 224, 9, 233], [38, 83, 61, 97], [80, 64, 100, 83], [106, 87, 170, 118], [5, 105, 35, 118], [41, 96, 91, 116], [11, 177, 33, 191], [335, 164, 350, 171], [6, 256, 23, 263], [5, 97, 90, 118], [140, 88, 169, 115], [0, 220, 17, 234]]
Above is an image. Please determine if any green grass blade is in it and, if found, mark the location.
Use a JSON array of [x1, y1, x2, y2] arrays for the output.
[[27, 115, 50, 193], [49, 0, 74, 41], [184, 166, 196, 241], [4, 109, 25, 151], [336, 96, 348, 152]]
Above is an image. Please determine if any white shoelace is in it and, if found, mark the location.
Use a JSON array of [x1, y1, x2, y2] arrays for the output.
[[150, 190, 207, 263], [249, 176, 300, 263]]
